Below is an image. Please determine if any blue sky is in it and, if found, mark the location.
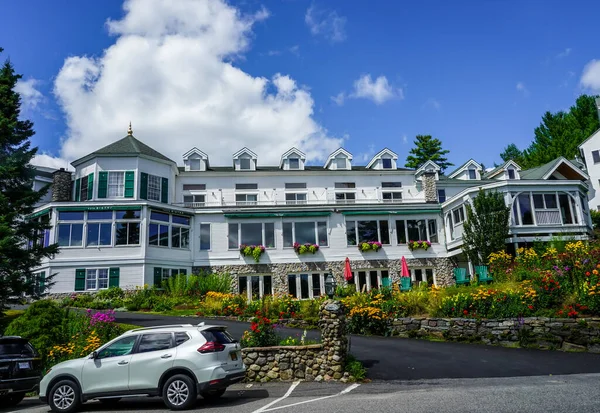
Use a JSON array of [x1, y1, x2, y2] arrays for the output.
[[2, 0, 600, 170]]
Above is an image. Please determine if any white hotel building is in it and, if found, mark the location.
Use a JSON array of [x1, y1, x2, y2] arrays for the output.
[[30, 129, 593, 298]]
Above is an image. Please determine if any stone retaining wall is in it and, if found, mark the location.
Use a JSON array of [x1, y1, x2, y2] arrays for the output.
[[392, 317, 600, 352]]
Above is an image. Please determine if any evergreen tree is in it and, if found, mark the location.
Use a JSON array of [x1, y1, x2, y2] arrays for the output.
[[499, 143, 524, 165], [0, 48, 58, 310], [404, 135, 453, 172], [462, 190, 510, 266]]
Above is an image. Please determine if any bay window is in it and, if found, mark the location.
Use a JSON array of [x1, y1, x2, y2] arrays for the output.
[[346, 220, 390, 246], [283, 221, 328, 247], [148, 211, 190, 249], [228, 222, 275, 248], [238, 275, 272, 300], [513, 192, 578, 226]]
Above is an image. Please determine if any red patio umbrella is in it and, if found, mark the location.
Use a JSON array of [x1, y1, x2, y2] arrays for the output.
[[401, 256, 410, 277], [343, 257, 353, 281]]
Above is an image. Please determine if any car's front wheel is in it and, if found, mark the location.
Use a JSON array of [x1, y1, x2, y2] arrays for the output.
[[162, 374, 196, 410], [48, 380, 81, 413], [0, 392, 26, 407]]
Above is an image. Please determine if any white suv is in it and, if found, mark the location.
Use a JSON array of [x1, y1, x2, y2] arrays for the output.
[[39, 323, 245, 412]]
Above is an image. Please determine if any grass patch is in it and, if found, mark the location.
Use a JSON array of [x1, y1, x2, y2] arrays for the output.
[[345, 354, 367, 381]]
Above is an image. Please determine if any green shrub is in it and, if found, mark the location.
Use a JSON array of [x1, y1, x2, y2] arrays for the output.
[[335, 285, 357, 298], [123, 286, 159, 311], [345, 354, 367, 381], [96, 287, 125, 301], [163, 273, 232, 296]]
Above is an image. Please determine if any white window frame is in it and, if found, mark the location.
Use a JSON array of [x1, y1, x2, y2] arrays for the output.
[[593, 150, 600, 164], [199, 223, 211, 251], [507, 168, 516, 179], [183, 194, 206, 207], [513, 191, 578, 227], [85, 211, 113, 248], [235, 193, 258, 206], [189, 158, 201, 171], [381, 158, 393, 169], [108, 171, 125, 198], [288, 158, 300, 170], [285, 192, 308, 205], [411, 267, 436, 286], [229, 222, 276, 249], [238, 274, 273, 301], [239, 158, 252, 170], [335, 158, 347, 169], [468, 169, 477, 180], [288, 273, 326, 299], [56, 212, 85, 248], [147, 174, 162, 202], [346, 219, 391, 246], [348, 269, 390, 293], [114, 210, 141, 246], [282, 221, 328, 247], [395, 218, 439, 244], [452, 206, 465, 226], [86, 268, 109, 291]]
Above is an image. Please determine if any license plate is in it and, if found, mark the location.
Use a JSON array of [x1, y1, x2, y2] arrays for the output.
[[230, 351, 238, 361], [18, 362, 30, 369]]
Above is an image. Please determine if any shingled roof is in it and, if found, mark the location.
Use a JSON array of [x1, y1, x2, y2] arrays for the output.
[[71, 135, 174, 166]]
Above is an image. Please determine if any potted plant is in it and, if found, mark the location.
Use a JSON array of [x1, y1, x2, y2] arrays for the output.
[[357, 241, 383, 252], [408, 240, 432, 251], [293, 242, 319, 254], [239, 244, 266, 262]]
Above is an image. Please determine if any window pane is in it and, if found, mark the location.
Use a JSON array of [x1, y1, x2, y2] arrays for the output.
[[175, 332, 190, 346], [108, 172, 124, 197], [426, 269, 434, 285], [59, 211, 84, 221], [312, 274, 321, 297], [116, 210, 140, 219], [149, 223, 159, 245], [285, 183, 307, 189], [346, 221, 356, 245], [289, 159, 299, 169], [71, 224, 83, 246], [518, 194, 534, 225], [240, 223, 262, 245], [98, 269, 109, 289], [382, 158, 392, 169], [379, 220, 390, 244], [357, 221, 378, 243], [370, 271, 379, 290], [128, 223, 140, 244], [240, 158, 251, 170], [288, 275, 297, 298], [438, 190, 446, 203], [159, 224, 169, 247], [200, 224, 210, 250], [172, 227, 180, 248], [300, 274, 309, 299], [172, 216, 189, 225], [512, 202, 520, 225], [115, 223, 128, 245], [336, 158, 346, 169], [381, 182, 402, 188], [183, 184, 206, 191], [283, 223, 293, 247], [98, 336, 136, 359], [533, 194, 544, 209], [335, 182, 355, 189], [87, 223, 99, 246], [151, 211, 169, 222], [594, 150, 600, 163], [239, 276, 247, 296], [358, 271, 367, 292], [317, 222, 328, 246], [407, 220, 420, 241], [396, 220, 406, 244], [180, 228, 189, 248], [508, 169, 515, 179], [86, 269, 96, 290], [264, 223, 275, 248], [251, 276, 260, 300], [570, 196, 579, 224], [235, 183, 258, 190], [295, 222, 316, 244], [228, 224, 239, 249], [559, 194, 573, 224], [147, 175, 161, 202], [88, 211, 112, 220], [189, 159, 201, 170], [544, 194, 557, 209], [138, 333, 173, 353], [468, 169, 476, 179], [428, 219, 438, 243], [263, 276, 272, 296]]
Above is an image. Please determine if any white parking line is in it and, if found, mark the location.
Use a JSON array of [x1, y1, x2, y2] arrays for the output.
[[260, 383, 361, 412], [251, 381, 301, 413]]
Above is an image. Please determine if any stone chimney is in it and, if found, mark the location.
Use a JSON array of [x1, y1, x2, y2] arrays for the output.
[[52, 168, 73, 202], [422, 170, 438, 203]]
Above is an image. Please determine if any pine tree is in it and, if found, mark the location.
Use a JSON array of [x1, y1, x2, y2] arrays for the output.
[[0, 48, 58, 310], [405, 135, 453, 172], [499, 143, 524, 165], [462, 190, 510, 266]]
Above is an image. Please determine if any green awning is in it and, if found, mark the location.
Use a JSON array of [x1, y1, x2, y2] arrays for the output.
[[225, 211, 331, 219], [27, 208, 51, 219], [342, 209, 441, 216], [56, 205, 142, 212]]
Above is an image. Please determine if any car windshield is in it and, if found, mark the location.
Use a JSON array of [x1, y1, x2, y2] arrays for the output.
[[0, 340, 35, 358]]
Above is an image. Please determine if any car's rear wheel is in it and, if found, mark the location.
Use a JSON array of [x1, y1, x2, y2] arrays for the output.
[[0, 392, 26, 407], [162, 374, 196, 411], [201, 388, 226, 401], [48, 380, 81, 413]]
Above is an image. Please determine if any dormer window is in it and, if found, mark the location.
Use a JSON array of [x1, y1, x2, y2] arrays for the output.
[[508, 169, 516, 179], [468, 169, 477, 180], [240, 158, 251, 170], [382, 158, 393, 169], [366, 149, 399, 170], [182, 148, 209, 172], [289, 158, 300, 170], [336, 158, 347, 169], [324, 148, 353, 171], [190, 159, 201, 171]]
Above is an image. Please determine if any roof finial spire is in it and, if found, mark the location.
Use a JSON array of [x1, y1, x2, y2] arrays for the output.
[[127, 121, 133, 136]]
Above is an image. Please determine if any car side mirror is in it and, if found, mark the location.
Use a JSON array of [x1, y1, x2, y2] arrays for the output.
[[92, 351, 99, 359]]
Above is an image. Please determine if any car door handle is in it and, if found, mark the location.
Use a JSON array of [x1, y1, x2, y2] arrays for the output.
[[118, 360, 129, 365], [161, 354, 173, 359]]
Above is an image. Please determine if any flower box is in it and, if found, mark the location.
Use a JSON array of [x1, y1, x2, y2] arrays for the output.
[[293, 242, 319, 254], [240, 244, 266, 262], [358, 241, 382, 252], [408, 240, 431, 251]]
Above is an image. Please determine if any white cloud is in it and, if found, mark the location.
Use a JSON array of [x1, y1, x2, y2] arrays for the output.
[[423, 98, 441, 110], [556, 48, 572, 59], [31, 153, 73, 170], [305, 5, 346, 43], [402, 134, 408, 144], [516, 81, 530, 97], [46, 0, 342, 167], [14, 78, 44, 110], [580, 59, 600, 92], [350, 74, 400, 105], [331, 92, 345, 106]]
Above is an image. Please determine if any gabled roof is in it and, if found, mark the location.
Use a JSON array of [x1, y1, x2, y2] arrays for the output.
[[447, 159, 482, 179], [182, 147, 208, 160], [366, 148, 398, 169], [520, 157, 589, 181], [483, 160, 522, 179], [233, 147, 257, 159], [415, 160, 441, 176], [324, 148, 353, 168], [71, 135, 174, 167], [280, 147, 306, 168]]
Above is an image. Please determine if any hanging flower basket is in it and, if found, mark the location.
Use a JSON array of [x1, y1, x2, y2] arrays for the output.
[[408, 240, 431, 251], [358, 241, 382, 252], [293, 242, 319, 254], [240, 244, 266, 262]]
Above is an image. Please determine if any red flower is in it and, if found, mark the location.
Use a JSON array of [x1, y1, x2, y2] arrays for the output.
[[463, 310, 469, 315], [528, 305, 534, 310], [250, 322, 258, 332], [451, 307, 455, 311], [586, 272, 591, 276]]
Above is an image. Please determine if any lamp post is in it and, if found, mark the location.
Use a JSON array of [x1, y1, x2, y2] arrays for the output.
[[324, 269, 336, 299]]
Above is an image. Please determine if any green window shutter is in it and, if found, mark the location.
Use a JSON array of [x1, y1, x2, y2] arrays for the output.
[[75, 178, 81, 202], [140, 172, 148, 200], [98, 172, 108, 198], [39, 271, 46, 291], [109, 268, 120, 288], [75, 269, 86, 291], [153, 267, 162, 287], [87, 173, 94, 200], [161, 177, 168, 203], [124, 171, 135, 198], [179, 269, 187, 276]]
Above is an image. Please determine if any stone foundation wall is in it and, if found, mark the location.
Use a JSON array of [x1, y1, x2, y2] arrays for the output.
[[195, 256, 456, 293], [392, 317, 600, 352]]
